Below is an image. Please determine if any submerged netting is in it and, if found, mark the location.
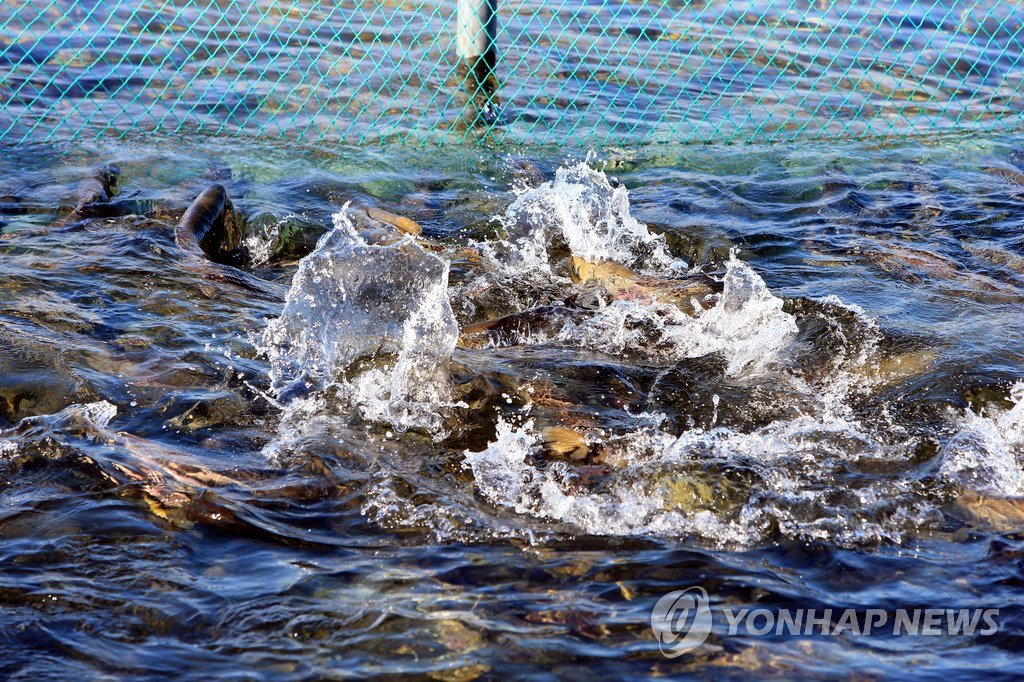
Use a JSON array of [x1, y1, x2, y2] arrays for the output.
[[1, 0, 1023, 147]]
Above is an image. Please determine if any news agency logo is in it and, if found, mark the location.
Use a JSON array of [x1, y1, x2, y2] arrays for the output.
[[650, 586, 999, 658], [650, 587, 713, 657]]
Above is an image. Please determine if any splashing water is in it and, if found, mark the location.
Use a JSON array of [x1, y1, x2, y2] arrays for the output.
[[248, 159, 1024, 551], [940, 382, 1024, 495], [243, 214, 288, 266], [464, 407, 938, 547], [475, 162, 799, 374], [556, 253, 799, 374], [459, 260, 1019, 546], [484, 160, 683, 277], [260, 210, 459, 434], [457, 163, 950, 547], [1, 401, 118, 461], [9, 136, 1024, 680], [1, 401, 119, 436]]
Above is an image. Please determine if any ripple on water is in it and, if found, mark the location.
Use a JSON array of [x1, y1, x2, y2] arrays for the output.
[[2, 143, 1024, 678]]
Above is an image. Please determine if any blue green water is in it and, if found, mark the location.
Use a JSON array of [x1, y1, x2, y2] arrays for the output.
[[2, 0, 1022, 145]]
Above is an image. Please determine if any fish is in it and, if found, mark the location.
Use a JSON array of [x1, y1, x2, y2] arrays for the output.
[[956, 491, 1024, 532], [569, 256, 721, 315], [74, 164, 118, 207], [60, 164, 120, 223], [540, 426, 592, 461], [459, 305, 584, 348], [364, 205, 422, 236], [175, 184, 242, 261], [983, 161, 1024, 191]]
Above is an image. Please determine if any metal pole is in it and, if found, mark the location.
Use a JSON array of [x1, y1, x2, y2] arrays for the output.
[[455, 0, 498, 128], [456, 0, 495, 62]]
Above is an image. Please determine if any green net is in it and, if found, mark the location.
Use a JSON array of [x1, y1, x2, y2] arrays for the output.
[[2, 0, 1023, 147]]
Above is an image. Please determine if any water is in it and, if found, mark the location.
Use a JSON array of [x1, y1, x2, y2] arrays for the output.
[[2, 136, 1024, 679], [2, 0, 1023, 145]]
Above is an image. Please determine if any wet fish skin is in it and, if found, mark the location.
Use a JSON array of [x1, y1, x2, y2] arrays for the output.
[[982, 161, 1024, 190], [62, 164, 120, 222], [77, 164, 119, 205], [364, 205, 422, 236], [568, 256, 639, 283], [540, 426, 591, 461], [956, 492, 1024, 532], [569, 256, 722, 315], [459, 305, 582, 348], [176, 184, 242, 261]]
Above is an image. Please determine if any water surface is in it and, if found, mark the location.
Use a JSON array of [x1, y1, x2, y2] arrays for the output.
[[1, 136, 1024, 678]]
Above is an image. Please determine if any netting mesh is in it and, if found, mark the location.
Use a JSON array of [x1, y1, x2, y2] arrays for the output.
[[2, 0, 1023, 147]]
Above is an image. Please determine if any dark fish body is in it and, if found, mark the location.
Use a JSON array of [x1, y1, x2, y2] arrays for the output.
[[983, 162, 1024, 190], [63, 164, 120, 221], [176, 184, 241, 261], [460, 305, 582, 347], [0, 195, 25, 215], [76, 165, 118, 205]]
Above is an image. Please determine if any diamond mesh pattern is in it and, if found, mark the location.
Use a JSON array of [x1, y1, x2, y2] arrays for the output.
[[1, 0, 1022, 146]]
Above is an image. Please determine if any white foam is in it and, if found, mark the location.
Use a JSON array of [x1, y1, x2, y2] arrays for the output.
[[243, 214, 293, 265], [454, 161, 934, 546], [260, 208, 458, 435], [464, 411, 931, 546], [483, 161, 683, 277], [463, 376, 1024, 546], [0, 401, 117, 446], [939, 382, 1024, 495], [246, 161, 1024, 548], [556, 254, 798, 374], [75, 401, 118, 428]]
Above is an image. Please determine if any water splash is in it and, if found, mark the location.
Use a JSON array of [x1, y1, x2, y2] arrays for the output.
[[260, 209, 458, 435], [243, 214, 288, 265], [0, 401, 118, 459], [556, 253, 798, 374], [484, 160, 682, 277], [456, 163, 924, 546], [474, 161, 798, 373], [940, 382, 1024, 495], [457, 294, 934, 547], [68, 400, 118, 429], [464, 410, 937, 547], [1, 400, 118, 434], [461, 358, 1024, 547]]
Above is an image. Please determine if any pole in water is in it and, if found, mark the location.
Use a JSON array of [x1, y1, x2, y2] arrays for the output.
[[455, 0, 499, 129]]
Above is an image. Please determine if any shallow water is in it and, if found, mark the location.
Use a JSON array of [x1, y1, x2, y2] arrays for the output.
[[2, 136, 1024, 678]]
